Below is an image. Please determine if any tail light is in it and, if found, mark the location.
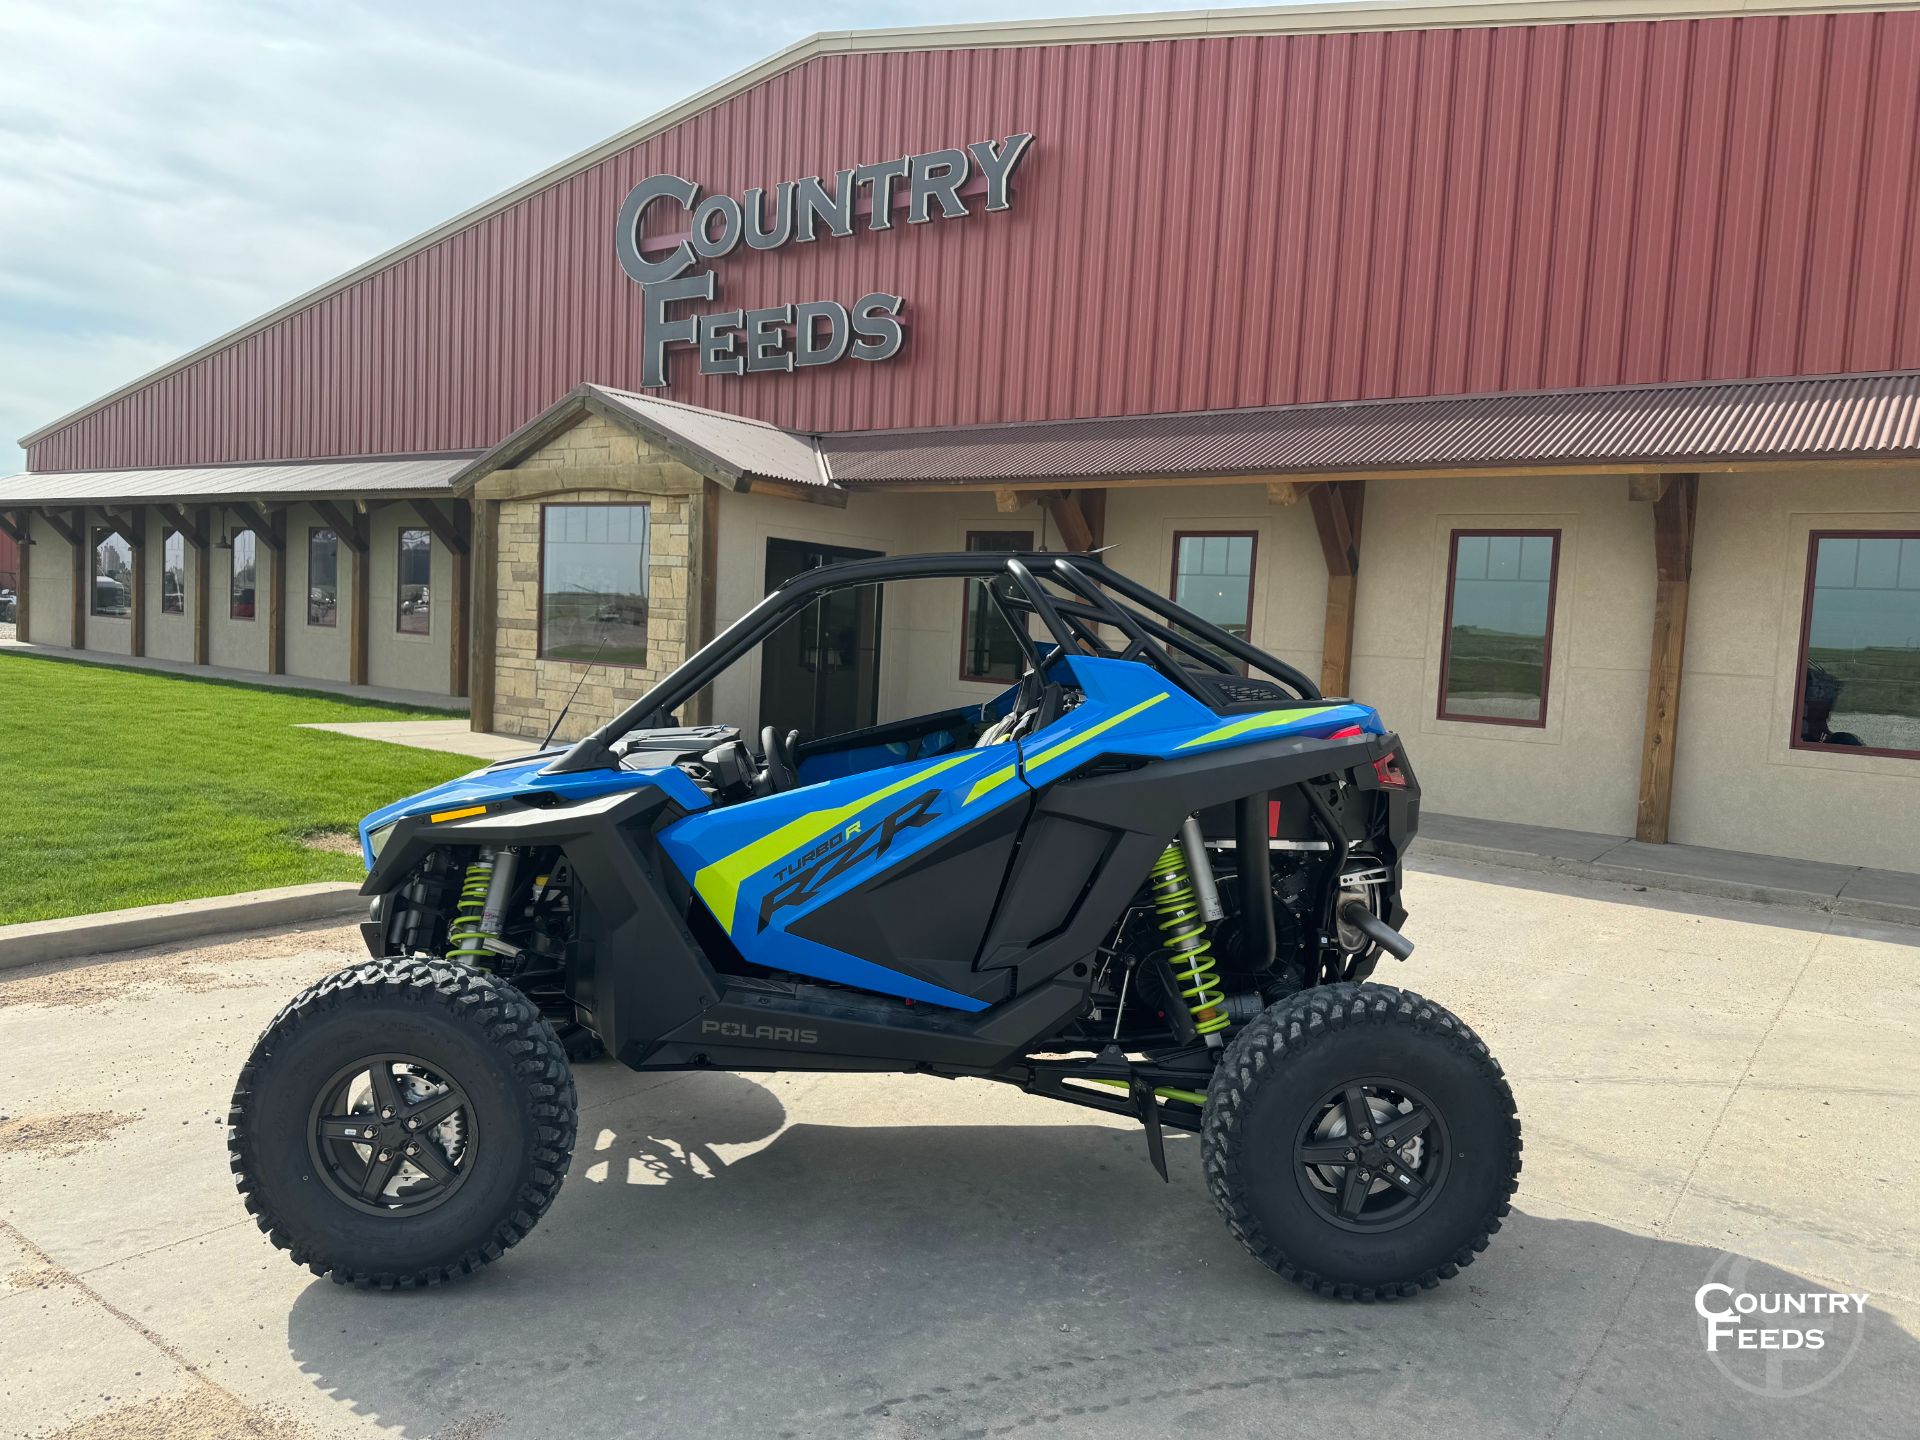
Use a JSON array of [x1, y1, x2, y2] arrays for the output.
[[1372, 751, 1409, 788]]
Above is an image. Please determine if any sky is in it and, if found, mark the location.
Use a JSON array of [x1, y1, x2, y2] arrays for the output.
[[0, 0, 1281, 476]]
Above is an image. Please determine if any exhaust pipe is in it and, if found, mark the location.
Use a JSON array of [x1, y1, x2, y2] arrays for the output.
[[1340, 900, 1414, 961]]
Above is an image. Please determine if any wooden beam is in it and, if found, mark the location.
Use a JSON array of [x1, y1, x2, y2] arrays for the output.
[[263, 507, 287, 675], [1635, 474, 1699, 844], [1266, 480, 1301, 506], [0, 511, 24, 544], [37, 507, 80, 548], [229, 501, 283, 551], [312, 500, 368, 554], [68, 508, 86, 649], [127, 505, 146, 659], [409, 498, 469, 556], [1306, 482, 1366, 695], [192, 506, 211, 666], [350, 524, 371, 687], [1626, 473, 1672, 503], [468, 499, 497, 730], [994, 488, 1023, 514], [97, 506, 138, 538], [1043, 491, 1096, 553], [447, 539, 470, 698], [155, 503, 205, 549]]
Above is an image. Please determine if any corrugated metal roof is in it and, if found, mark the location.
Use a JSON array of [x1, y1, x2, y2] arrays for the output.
[[590, 387, 826, 487], [0, 456, 471, 507], [819, 371, 1920, 484]]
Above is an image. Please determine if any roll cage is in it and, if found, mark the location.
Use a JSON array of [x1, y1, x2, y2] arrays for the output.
[[545, 551, 1324, 775]]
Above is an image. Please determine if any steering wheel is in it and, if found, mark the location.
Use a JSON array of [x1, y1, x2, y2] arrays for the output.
[[759, 725, 800, 795]]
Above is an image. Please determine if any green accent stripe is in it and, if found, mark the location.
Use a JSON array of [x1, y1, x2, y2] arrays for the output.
[[965, 692, 1169, 804], [1174, 706, 1327, 750], [693, 751, 975, 933]]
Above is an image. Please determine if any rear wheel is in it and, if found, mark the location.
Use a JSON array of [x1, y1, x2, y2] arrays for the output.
[[1202, 982, 1521, 1300], [229, 959, 576, 1289]]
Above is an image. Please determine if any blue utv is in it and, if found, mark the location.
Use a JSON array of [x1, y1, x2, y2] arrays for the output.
[[229, 551, 1521, 1298]]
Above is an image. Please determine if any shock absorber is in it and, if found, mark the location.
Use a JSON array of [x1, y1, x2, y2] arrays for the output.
[[1148, 835, 1229, 1045], [445, 851, 496, 961]]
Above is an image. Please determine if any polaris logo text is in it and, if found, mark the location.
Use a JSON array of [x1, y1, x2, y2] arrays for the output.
[[700, 1020, 820, 1045]]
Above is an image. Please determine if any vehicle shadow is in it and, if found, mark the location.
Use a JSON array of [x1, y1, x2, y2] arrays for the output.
[[285, 1070, 1919, 1440]]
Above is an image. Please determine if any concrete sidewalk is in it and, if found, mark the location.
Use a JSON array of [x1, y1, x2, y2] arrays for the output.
[[296, 718, 535, 761], [2, 859, 1915, 1439], [0, 638, 467, 711], [1418, 812, 1920, 927]]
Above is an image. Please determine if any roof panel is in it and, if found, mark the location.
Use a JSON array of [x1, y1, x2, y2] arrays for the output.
[[0, 456, 472, 507]]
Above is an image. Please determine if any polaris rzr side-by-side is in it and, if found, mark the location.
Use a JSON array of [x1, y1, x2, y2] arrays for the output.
[[229, 551, 1521, 1298]]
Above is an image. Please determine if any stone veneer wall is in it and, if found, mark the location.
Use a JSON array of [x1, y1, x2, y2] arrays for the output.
[[472, 412, 704, 741]]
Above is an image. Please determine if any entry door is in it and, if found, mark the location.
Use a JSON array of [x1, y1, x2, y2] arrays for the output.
[[760, 539, 884, 738]]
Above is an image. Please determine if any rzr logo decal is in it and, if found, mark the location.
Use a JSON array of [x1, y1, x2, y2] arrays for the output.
[[755, 789, 940, 930]]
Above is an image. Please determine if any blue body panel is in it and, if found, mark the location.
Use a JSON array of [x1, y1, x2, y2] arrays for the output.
[[357, 656, 1385, 1010]]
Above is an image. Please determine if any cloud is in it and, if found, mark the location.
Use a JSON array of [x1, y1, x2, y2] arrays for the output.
[[0, 0, 1225, 473]]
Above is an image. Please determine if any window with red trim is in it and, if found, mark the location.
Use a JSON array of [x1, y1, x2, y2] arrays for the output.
[[1793, 532, 1920, 760], [960, 530, 1032, 683], [1438, 530, 1560, 727]]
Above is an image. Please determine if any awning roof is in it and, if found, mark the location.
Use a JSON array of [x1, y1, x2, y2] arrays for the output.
[[10, 370, 1918, 511], [819, 370, 1920, 485], [0, 455, 472, 507]]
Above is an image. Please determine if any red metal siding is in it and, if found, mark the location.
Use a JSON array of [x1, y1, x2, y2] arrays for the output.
[[27, 10, 1920, 471]]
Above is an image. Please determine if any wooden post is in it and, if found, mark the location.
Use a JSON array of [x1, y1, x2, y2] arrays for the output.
[[1042, 490, 1100, 552], [1635, 474, 1698, 844], [468, 498, 497, 732], [193, 506, 211, 666], [127, 505, 147, 658], [62, 509, 87, 649], [1306, 481, 1365, 697]]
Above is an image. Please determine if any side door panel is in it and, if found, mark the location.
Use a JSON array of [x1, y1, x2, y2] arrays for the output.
[[656, 743, 1030, 1011]]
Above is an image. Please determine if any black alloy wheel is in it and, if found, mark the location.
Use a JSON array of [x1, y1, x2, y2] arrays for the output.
[[307, 1053, 477, 1217], [1292, 1077, 1450, 1232]]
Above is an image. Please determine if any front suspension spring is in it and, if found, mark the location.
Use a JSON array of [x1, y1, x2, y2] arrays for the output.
[[1148, 842, 1228, 1039], [445, 854, 495, 961]]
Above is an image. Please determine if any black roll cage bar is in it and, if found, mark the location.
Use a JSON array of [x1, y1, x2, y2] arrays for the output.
[[545, 552, 1323, 774]]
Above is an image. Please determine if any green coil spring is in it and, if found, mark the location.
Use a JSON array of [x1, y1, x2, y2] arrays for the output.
[[446, 856, 495, 961], [1148, 842, 1228, 1036]]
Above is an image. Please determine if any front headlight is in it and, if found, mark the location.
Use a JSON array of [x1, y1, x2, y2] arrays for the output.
[[365, 821, 398, 864]]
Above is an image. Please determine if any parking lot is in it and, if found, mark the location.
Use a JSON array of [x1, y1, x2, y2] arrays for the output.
[[2, 854, 1916, 1440]]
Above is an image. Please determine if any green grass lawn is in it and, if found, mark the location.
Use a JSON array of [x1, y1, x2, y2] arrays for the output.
[[0, 653, 480, 925]]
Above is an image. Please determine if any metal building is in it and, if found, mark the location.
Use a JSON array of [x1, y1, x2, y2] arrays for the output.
[[5, 0, 1919, 872]]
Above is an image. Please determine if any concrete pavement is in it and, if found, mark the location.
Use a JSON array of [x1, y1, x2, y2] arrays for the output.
[[1, 858, 1916, 1439]]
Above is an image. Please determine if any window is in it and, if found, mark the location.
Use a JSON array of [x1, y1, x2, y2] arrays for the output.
[[91, 528, 132, 617], [1794, 532, 1920, 759], [229, 529, 257, 619], [1438, 530, 1560, 726], [540, 503, 649, 665], [307, 527, 339, 627], [1171, 531, 1257, 668], [397, 528, 432, 635], [161, 530, 185, 615], [960, 530, 1033, 683]]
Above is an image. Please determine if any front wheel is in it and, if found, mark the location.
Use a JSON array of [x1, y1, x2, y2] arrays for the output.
[[1202, 983, 1521, 1300], [229, 959, 577, 1289]]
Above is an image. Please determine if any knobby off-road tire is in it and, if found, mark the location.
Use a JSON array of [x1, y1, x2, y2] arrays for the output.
[[229, 959, 577, 1290], [1203, 982, 1521, 1301]]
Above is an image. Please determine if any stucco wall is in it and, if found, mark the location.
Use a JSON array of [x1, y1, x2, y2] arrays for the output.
[[23, 513, 72, 647], [283, 503, 351, 683], [1669, 468, 1920, 870], [143, 509, 198, 664], [208, 505, 270, 672], [1347, 475, 1654, 837], [366, 504, 452, 695], [476, 414, 699, 741]]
